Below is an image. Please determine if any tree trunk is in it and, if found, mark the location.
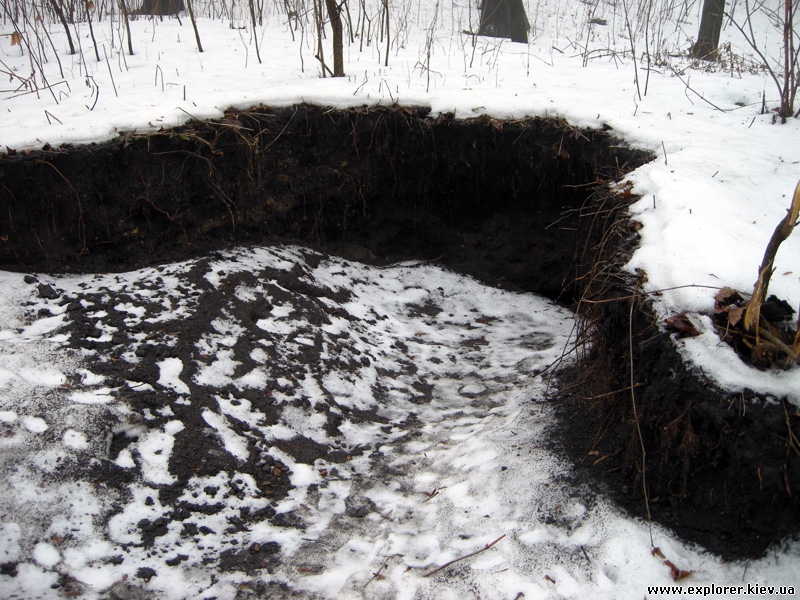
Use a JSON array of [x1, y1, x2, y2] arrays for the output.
[[478, 0, 529, 44], [779, 0, 796, 121], [691, 0, 725, 60], [324, 0, 344, 76], [186, 0, 203, 52], [137, 0, 185, 15], [49, 0, 76, 55]]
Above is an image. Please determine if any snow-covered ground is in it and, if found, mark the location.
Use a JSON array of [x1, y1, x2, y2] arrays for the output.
[[1, 0, 800, 597], [0, 245, 797, 599]]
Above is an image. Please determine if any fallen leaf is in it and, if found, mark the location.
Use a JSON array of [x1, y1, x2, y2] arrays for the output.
[[728, 306, 745, 327], [665, 312, 701, 338], [664, 559, 692, 581], [715, 287, 743, 307]]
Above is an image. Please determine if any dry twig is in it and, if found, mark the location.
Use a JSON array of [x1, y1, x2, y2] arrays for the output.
[[422, 534, 506, 577]]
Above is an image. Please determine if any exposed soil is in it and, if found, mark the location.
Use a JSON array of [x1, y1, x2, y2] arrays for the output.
[[0, 104, 644, 298], [35, 252, 377, 576], [554, 310, 800, 560], [553, 190, 800, 560], [1, 104, 798, 562], [7, 245, 579, 598]]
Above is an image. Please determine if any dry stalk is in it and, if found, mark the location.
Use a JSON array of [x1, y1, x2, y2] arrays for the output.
[[794, 312, 800, 357], [186, 0, 204, 52], [783, 400, 800, 460], [743, 181, 800, 345], [248, 0, 262, 64], [49, 0, 76, 55], [628, 287, 653, 548], [364, 560, 388, 588], [119, 0, 134, 56]]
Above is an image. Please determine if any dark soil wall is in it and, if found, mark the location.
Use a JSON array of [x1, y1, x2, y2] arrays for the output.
[[554, 191, 800, 560], [0, 104, 646, 300]]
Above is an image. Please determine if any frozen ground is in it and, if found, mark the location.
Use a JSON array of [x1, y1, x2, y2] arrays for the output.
[[2, 0, 800, 597], [0, 245, 797, 599]]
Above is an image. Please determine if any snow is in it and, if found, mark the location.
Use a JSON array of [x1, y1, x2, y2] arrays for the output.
[[138, 420, 185, 484], [0, 246, 795, 599], [32, 543, 61, 569], [21, 416, 48, 433], [1, 0, 800, 598], [62, 429, 90, 450], [157, 357, 192, 394]]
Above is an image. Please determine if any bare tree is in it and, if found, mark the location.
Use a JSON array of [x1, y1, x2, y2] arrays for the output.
[[728, 0, 799, 122], [324, 0, 345, 76], [49, 0, 76, 54], [691, 0, 725, 60]]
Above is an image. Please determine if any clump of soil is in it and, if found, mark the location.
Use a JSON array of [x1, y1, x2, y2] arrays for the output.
[[709, 185, 800, 371]]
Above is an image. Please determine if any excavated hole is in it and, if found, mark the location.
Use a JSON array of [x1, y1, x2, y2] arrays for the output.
[[0, 105, 647, 297], [1, 104, 797, 560]]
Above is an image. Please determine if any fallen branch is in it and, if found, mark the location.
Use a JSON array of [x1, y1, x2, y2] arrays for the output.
[[422, 534, 505, 577], [665, 63, 731, 113]]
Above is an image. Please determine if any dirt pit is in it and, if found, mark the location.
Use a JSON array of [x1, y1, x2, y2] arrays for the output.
[[0, 104, 646, 298], [1, 104, 798, 563]]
